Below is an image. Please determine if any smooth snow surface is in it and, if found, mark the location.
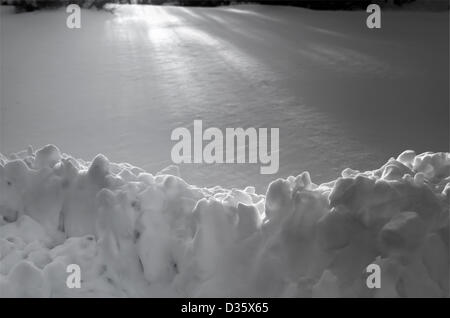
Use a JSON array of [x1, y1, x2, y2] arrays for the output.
[[0, 145, 448, 297], [1, 5, 448, 191]]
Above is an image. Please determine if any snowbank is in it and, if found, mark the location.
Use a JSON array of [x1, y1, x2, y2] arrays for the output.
[[0, 145, 448, 297]]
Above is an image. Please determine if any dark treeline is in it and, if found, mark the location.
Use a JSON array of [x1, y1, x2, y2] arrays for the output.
[[4, 0, 418, 13], [179, 1, 415, 9]]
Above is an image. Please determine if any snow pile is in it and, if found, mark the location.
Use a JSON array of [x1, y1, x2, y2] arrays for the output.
[[0, 145, 448, 297]]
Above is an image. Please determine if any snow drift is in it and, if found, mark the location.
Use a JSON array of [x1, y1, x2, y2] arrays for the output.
[[0, 145, 448, 297]]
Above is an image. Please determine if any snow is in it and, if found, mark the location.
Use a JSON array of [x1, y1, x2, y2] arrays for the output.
[[0, 3, 448, 297], [1, 4, 448, 192], [0, 145, 448, 297]]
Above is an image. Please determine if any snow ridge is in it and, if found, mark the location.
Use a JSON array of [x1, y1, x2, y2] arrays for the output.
[[0, 145, 448, 297]]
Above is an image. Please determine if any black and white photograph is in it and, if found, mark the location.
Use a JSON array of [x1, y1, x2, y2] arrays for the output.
[[0, 0, 448, 299]]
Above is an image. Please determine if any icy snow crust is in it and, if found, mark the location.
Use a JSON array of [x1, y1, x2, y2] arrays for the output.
[[0, 145, 448, 297]]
